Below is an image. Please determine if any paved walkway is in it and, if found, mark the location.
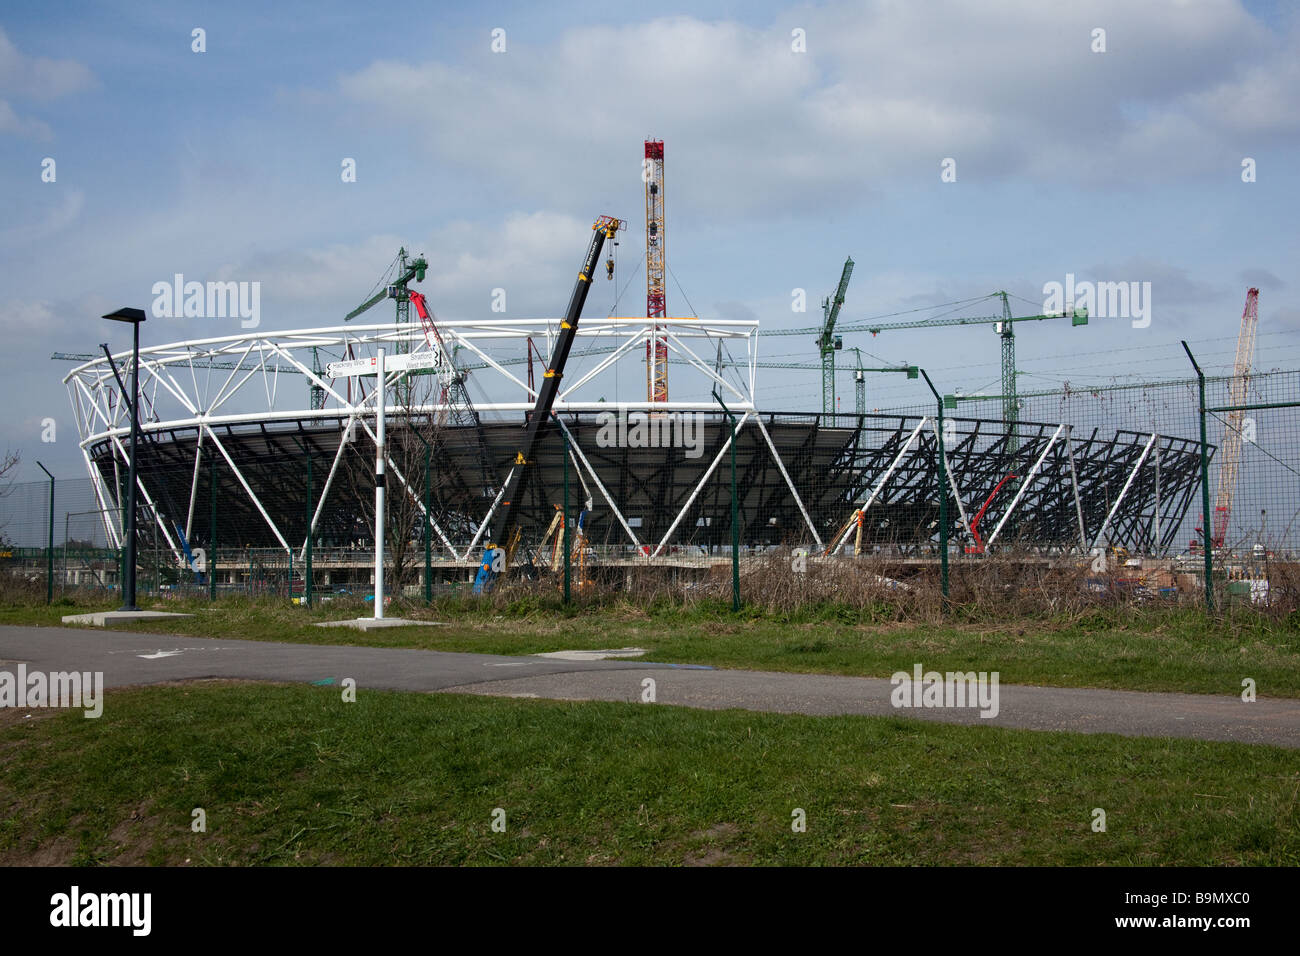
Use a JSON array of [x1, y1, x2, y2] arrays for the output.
[[2, 626, 1297, 748]]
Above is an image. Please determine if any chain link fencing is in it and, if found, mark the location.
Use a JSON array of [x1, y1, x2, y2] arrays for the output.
[[8, 367, 1299, 614]]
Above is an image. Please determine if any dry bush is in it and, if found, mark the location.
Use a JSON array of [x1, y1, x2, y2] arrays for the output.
[[390, 543, 1300, 632], [458, 543, 1237, 626], [0, 571, 49, 604], [1261, 561, 1298, 612]]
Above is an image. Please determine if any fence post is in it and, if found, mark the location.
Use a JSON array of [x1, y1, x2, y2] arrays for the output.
[[713, 390, 741, 612], [305, 444, 313, 607], [117, 470, 126, 596], [424, 440, 432, 605], [919, 371, 949, 604], [1181, 341, 1214, 612], [562, 423, 571, 605], [209, 450, 217, 602]]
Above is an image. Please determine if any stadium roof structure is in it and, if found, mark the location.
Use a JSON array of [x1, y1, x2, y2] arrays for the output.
[[64, 321, 1207, 564]]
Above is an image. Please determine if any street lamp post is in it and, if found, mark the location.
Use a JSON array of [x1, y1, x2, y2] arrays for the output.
[[919, 370, 950, 604], [712, 388, 741, 612], [1181, 341, 1215, 612], [36, 462, 54, 604], [102, 307, 147, 611]]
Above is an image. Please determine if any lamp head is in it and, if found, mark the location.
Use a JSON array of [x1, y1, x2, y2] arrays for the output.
[[102, 307, 147, 324]]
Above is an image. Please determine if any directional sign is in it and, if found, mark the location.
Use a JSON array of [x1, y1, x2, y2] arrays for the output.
[[326, 357, 377, 378], [396, 348, 444, 372], [326, 348, 443, 378]]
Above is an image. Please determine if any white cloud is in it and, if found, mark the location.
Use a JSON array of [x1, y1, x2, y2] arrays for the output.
[[230, 211, 593, 332], [1086, 257, 1220, 306], [1240, 268, 1284, 290], [0, 299, 60, 334], [0, 27, 95, 101], [0, 189, 84, 247], [0, 98, 50, 139], [0, 26, 94, 141], [323, 1, 1300, 213]]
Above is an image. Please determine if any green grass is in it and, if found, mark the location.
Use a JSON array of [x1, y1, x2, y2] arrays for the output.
[[0, 683, 1296, 866], [6, 592, 1300, 697]]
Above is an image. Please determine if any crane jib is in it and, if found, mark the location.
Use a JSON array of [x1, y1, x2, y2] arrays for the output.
[[490, 217, 622, 554]]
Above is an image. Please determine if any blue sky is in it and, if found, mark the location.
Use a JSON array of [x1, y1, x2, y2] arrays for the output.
[[2, 0, 1298, 482]]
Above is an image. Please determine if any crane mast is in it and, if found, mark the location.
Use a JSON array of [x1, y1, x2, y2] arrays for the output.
[[818, 257, 854, 416], [997, 292, 1017, 429], [645, 140, 668, 403], [1213, 287, 1259, 548], [843, 346, 916, 415]]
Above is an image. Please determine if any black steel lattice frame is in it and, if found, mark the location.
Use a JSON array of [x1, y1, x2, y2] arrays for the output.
[[87, 410, 1208, 559]]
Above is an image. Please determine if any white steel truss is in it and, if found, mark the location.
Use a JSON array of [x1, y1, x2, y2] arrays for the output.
[[59, 318, 1183, 565], [65, 319, 758, 566], [831, 417, 931, 555], [1091, 432, 1159, 551]]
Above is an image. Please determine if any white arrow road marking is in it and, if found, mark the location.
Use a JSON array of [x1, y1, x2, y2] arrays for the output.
[[535, 647, 647, 661], [110, 646, 232, 655], [137, 650, 185, 660]]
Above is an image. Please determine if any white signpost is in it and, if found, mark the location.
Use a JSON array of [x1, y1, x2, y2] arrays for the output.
[[326, 347, 441, 380], [329, 349, 388, 621], [315, 347, 446, 629], [373, 350, 386, 619]]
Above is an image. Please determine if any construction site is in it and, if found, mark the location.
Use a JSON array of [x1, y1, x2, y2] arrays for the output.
[[19, 141, 1298, 612]]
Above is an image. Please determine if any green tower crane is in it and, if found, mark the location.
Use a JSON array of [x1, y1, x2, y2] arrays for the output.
[[817, 257, 854, 415], [345, 248, 429, 405], [850, 293, 1084, 437], [345, 247, 428, 323], [847, 347, 917, 415], [717, 352, 916, 414], [778, 291, 1087, 442]]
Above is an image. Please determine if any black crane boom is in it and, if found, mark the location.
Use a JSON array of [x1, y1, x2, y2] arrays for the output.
[[491, 215, 624, 555]]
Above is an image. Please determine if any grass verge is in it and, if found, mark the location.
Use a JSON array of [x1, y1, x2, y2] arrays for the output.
[[0, 682, 1296, 866]]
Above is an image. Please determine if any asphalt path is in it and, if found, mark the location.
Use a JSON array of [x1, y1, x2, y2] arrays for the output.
[[2, 626, 1297, 748]]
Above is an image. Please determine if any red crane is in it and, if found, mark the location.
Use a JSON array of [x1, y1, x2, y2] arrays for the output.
[[1212, 287, 1259, 548], [645, 140, 668, 403]]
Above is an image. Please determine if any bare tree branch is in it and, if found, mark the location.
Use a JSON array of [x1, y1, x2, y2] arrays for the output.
[[0, 448, 20, 545], [342, 371, 456, 597]]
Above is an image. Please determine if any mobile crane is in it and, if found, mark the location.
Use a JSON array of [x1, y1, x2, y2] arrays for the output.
[[475, 214, 626, 592]]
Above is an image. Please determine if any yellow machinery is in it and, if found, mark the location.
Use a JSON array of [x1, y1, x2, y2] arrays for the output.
[[825, 509, 864, 557]]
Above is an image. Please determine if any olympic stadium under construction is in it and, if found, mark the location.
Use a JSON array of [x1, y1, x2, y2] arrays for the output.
[[59, 316, 1209, 586], [52, 138, 1237, 593]]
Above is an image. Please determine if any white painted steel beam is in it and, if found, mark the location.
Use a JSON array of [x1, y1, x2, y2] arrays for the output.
[[753, 414, 823, 551], [987, 424, 1065, 548], [831, 417, 929, 556], [651, 412, 751, 558], [1091, 432, 1159, 551]]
